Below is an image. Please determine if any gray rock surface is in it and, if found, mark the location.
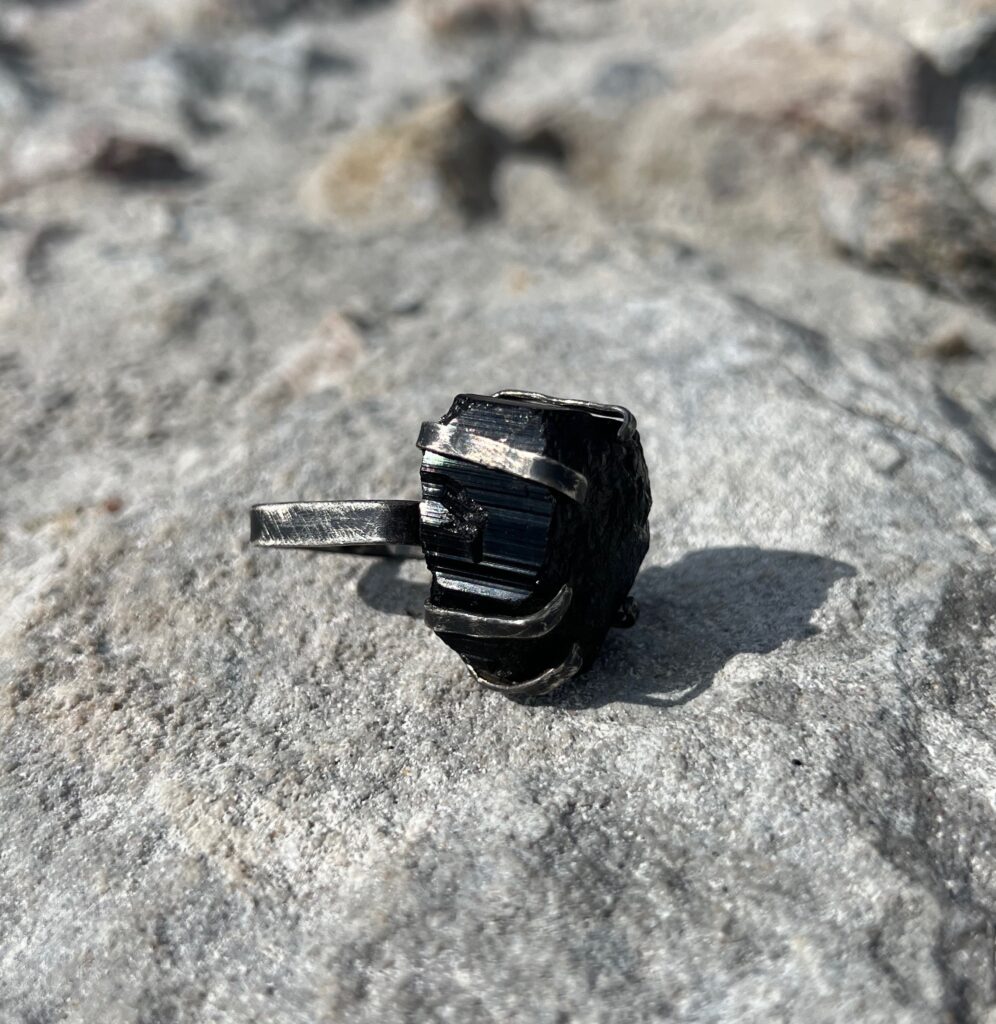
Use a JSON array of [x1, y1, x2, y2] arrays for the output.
[[1, 1, 995, 1022]]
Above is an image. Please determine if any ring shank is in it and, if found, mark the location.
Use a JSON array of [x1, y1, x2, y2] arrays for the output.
[[250, 500, 421, 556]]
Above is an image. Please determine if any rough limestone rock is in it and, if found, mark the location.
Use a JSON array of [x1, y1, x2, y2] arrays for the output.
[[1, 2, 995, 1023], [683, 18, 940, 149], [301, 94, 510, 224], [413, 0, 533, 40], [818, 141, 996, 317]]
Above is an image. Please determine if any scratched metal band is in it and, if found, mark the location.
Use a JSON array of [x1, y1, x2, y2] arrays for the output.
[[492, 390, 636, 441], [249, 500, 421, 552], [425, 584, 573, 638], [416, 421, 588, 504]]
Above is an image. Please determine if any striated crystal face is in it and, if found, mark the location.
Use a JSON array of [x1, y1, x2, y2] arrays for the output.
[[418, 393, 652, 691]]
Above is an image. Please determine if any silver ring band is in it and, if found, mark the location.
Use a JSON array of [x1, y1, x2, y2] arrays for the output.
[[249, 500, 421, 556]]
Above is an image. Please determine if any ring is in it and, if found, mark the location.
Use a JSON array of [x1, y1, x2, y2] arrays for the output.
[[250, 390, 652, 696]]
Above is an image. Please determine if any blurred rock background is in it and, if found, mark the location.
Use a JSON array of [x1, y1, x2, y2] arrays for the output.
[[1, 1, 995, 1022]]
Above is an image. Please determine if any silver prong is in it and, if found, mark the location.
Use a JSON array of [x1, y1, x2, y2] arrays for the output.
[[466, 643, 584, 697], [425, 584, 573, 638], [417, 421, 588, 504], [492, 390, 636, 441]]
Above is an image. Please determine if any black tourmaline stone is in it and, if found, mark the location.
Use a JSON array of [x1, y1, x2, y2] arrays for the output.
[[418, 393, 652, 693]]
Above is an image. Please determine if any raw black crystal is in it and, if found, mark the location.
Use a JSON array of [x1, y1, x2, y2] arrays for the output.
[[419, 393, 652, 693]]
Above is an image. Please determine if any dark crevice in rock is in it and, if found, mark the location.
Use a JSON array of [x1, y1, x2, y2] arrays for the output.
[[926, 564, 996, 710], [784, 369, 996, 494], [0, 31, 50, 110], [432, 100, 509, 220], [912, 53, 963, 147], [729, 292, 834, 367], [933, 387, 996, 487], [829, 713, 996, 1022], [90, 136, 199, 186]]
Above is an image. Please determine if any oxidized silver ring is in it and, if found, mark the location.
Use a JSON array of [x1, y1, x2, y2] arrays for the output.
[[250, 390, 652, 697]]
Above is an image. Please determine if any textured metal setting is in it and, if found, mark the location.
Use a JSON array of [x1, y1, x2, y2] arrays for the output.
[[417, 392, 652, 694], [249, 390, 652, 698], [416, 420, 589, 504], [492, 390, 636, 441], [466, 643, 584, 696], [425, 584, 573, 638]]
